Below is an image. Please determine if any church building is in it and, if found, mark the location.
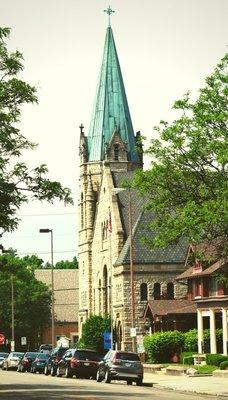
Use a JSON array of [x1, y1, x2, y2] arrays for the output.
[[78, 12, 189, 351]]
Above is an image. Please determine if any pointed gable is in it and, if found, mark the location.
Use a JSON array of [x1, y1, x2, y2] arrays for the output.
[[87, 27, 139, 163]]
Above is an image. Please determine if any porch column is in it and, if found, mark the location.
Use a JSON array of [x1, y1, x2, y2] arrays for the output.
[[209, 309, 217, 354], [197, 309, 204, 353], [222, 308, 228, 355]]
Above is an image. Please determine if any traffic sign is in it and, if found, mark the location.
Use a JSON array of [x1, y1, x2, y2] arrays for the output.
[[103, 331, 112, 350], [21, 337, 27, 345], [0, 334, 5, 345]]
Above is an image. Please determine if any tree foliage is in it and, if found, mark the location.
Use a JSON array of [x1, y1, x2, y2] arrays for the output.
[[0, 253, 51, 350], [0, 27, 72, 233], [134, 54, 228, 261], [79, 314, 111, 353]]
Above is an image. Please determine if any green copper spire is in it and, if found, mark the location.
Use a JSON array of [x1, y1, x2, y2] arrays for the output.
[[87, 25, 139, 163]]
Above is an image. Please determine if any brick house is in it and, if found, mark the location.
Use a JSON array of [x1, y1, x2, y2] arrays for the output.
[[176, 259, 228, 355], [35, 269, 79, 347]]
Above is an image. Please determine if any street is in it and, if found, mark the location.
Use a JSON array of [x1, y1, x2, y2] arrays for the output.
[[0, 370, 221, 400]]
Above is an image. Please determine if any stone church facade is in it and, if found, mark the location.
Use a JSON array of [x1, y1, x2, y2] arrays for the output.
[[78, 25, 188, 350]]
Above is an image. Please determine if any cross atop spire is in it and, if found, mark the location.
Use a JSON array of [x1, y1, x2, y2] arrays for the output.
[[104, 6, 115, 26]]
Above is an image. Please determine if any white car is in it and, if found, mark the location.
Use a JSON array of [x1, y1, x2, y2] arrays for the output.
[[2, 352, 24, 370]]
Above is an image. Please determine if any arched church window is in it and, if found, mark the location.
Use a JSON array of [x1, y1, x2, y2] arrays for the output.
[[114, 144, 119, 161], [140, 283, 148, 301], [167, 282, 174, 299], [103, 265, 108, 315], [80, 193, 84, 228], [154, 282, 161, 300]]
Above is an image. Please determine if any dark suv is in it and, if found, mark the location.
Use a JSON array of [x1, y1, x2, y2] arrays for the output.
[[44, 347, 68, 376], [56, 348, 100, 378], [17, 352, 39, 372], [96, 350, 143, 385]]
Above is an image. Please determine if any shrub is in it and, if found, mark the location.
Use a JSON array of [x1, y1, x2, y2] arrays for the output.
[[143, 331, 185, 363], [220, 361, 228, 370], [180, 352, 195, 365], [206, 354, 228, 366]]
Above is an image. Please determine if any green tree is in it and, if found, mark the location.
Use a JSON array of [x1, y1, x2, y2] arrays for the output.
[[0, 253, 51, 350], [134, 54, 228, 261], [55, 256, 78, 269], [78, 315, 111, 353], [0, 27, 72, 233]]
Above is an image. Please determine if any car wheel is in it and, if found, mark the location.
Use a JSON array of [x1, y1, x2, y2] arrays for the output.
[[44, 366, 49, 375], [56, 366, 62, 377], [96, 369, 102, 382], [65, 367, 72, 378], [50, 366, 56, 376], [104, 370, 111, 383], [127, 380, 133, 385], [136, 378, 143, 386]]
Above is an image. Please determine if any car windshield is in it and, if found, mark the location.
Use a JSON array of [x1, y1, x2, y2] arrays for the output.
[[37, 353, 49, 359], [0, 353, 8, 357], [57, 348, 68, 356], [25, 352, 39, 358], [74, 350, 100, 361], [12, 353, 24, 358], [116, 352, 140, 361]]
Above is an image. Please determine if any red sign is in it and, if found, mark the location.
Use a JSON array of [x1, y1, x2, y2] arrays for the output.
[[0, 334, 5, 344]]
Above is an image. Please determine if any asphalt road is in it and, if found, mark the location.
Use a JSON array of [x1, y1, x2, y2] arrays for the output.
[[0, 369, 220, 400]]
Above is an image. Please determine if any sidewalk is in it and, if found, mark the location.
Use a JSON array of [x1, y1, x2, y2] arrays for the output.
[[143, 370, 228, 397]]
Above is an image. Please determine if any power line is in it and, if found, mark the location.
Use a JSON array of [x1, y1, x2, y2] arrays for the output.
[[17, 250, 77, 256], [17, 212, 76, 217]]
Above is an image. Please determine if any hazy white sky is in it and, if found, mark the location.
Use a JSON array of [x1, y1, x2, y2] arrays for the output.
[[1, 0, 227, 263]]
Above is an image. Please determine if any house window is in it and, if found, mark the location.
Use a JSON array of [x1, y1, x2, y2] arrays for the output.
[[194, 278, 202, 297], [167, 282, 174, 299], [114, 144, 119, 161], [140, 283, 148, 301], [153, 282, 161, 300]]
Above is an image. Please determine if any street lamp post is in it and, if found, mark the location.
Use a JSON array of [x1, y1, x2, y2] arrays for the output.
[[39, 228, 54, 348]]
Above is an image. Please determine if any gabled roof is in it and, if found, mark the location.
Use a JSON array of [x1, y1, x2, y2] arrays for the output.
[[143, 299, 197, 318], [87, 27, 139, 163], [176, 259, 227, 280], [112, 171, 189, 265]]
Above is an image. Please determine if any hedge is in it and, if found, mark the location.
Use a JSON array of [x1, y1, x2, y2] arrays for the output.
[[143, 331, 185, 363], [184, 329, 223, 352], [180, 351, 195, 365], [220, 361, 228, 370], [206, 353, 228, 366]]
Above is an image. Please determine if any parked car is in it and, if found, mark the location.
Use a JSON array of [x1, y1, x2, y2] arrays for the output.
[[17, 352, 39, 372], [2, 352, 24, 370], [30, 352, 50, 374], [96, 350, 143, 385], [39, 344, 53, 354], [56, 348, 101, 378], [0, 353, 9, 368], [44, 346, 69, 376]]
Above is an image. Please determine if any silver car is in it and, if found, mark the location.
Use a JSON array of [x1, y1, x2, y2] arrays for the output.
[[2, 352, 24, 370], [96, 350, 143, 385]]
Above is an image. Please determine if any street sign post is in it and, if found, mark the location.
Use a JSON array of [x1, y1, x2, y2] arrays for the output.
[[11, 340, 15, 352]]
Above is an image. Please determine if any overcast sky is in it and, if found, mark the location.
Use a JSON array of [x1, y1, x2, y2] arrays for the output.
[[1, 0, 227, 264]]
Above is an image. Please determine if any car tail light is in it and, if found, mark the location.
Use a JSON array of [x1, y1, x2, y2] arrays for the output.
[[112, 354, 121, 365], [71, 357, 79, 367]]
